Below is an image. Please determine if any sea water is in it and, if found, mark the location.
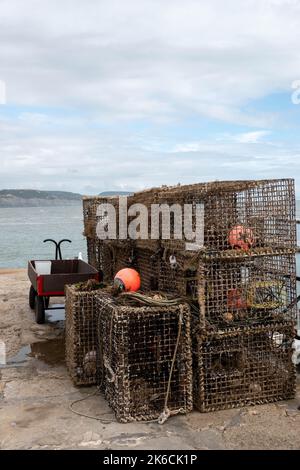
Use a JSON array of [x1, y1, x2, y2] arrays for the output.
[[0, 205, 86, 268]]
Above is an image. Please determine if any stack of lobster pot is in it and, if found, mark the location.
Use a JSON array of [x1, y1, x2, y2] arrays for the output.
[[82, 178, 297, 413], [151, 179, 297, 411]]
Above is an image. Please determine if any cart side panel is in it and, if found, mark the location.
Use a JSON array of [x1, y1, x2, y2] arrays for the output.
[[51, 260, 79, 274], [77, 259, 98, 274], [42, 272, 99, 294], [28, 261, 38, 291]]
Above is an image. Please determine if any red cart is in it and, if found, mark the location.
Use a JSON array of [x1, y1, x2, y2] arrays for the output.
[[27, 240, 99, 324]]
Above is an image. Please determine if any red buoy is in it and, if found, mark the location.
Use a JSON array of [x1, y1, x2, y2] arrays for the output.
[[114, 268, 141, 292], [228, 225, 255, 251]]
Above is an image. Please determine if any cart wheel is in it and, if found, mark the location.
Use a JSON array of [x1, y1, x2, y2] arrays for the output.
[[45, 297, 50, 309], [29, 285, 37, 310], [35, 296, 45, 324]]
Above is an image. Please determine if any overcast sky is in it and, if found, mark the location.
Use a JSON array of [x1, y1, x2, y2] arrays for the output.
[[1, 0, 300, 195]]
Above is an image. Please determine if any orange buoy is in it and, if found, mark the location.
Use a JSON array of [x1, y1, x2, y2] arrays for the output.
[[228, 225, 255, 251], [114, 268, 141, 292]]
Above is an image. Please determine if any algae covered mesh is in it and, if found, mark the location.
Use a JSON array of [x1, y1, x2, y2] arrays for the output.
[[65, 284, 100, 385], [193, 322, 296, 412], [197, 253, 297, 326], [87, 178, 296, 252], [86, 238, 114, 283], [156, 178, 296, 252], [96, 293, 193, 423], [133, 247, 160, 291], [112, 242, 135, 273], [83, 195, 120, 240], [157, 251, 297, 326], [158, 251, 199, 300]]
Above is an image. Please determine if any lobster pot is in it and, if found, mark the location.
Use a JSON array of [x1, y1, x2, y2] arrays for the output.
[[83, 197, 97, 239], [65, 285, 100, 385], [83, 179, 296, 255], [158, 251, 199, 301], [197, 252, 297, 326], [86, 237, 97, 267], [101, 244, 161, 291], [83, 196, 118, 239], [194, 322, 296, 412], [86, 238, 114, 283], [153, 179, 296, 253], [96, 294, 193, 423], [133, 247, 161, 291], [127, 190, 161, 251], [111, 241, 135, 274]]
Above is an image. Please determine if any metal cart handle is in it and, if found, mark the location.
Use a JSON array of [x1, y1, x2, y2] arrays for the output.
[[43, 239, 72, 260]]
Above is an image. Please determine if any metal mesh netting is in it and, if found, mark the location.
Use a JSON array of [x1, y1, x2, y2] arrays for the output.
[[86, 240, 161, 291], [86, 237, 114, 283], [155, 179, 296, 252], [83, 195, 120, 239], [111, 242, 135, 273], [193, 322, 296, 412], [83, 178, 296, 267], [86, 237, 136, 283], [133, 247, 161, 291], [65, 285, 99, 385], [127, 190, 160, 251], [158, 250, 199, 300], [197, 253, 297, 326], [96, 293, 193, 422], [83, 197, 104, 239], [86, 245, 297, 327]]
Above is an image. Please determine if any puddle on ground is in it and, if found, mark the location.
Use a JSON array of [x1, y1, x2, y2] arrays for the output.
[[2, 338, 65, 368], [45, 303, 65, 323], [29, 338, 65, 365], [6, 345, 31, 366]]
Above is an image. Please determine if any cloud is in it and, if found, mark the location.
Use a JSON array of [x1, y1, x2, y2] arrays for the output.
[[0, 0, 300, 123], [0, 0, 300, 194], [0, 110, 299, 194], [232, 131, 271, 143], [0, 80, 6, 104], [233, 131, 269, 144]]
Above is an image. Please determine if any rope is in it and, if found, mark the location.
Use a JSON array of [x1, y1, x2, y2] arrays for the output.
[[69, 388, 114, 424], [158, 308, 184, 425], [118, 291, 186, 307]]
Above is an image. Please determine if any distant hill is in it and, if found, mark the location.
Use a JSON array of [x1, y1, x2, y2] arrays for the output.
[[99, 191, 133, 196], [0, 189, 82, 207]]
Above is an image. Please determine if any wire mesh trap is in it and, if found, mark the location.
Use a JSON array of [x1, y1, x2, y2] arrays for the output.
[[86, 238, 114, 283], [111, 241, 136, 274], [96, 292, 193, 423], [65, 284, 103, 385], [133, 247, 161, 291], [83, 195, 120, 239], [193, 322, 296, 412], [197, 253, 297, 326], [149, 178, 297, 254], [83, 179, 296, 257], [161, 179, 296, 251], [158, 250, 199, 301]]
